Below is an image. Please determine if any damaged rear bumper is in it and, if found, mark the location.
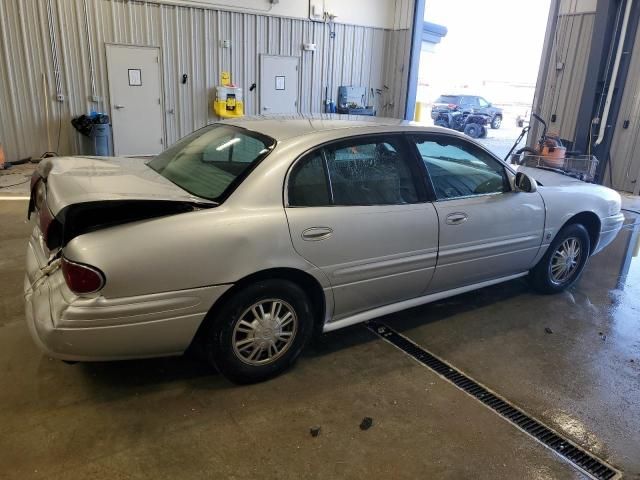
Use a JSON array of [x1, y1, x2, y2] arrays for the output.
[[24, 231, 232, 362]]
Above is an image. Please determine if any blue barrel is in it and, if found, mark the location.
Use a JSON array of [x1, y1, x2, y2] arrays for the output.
[[90, 124, 113, 156], [81, 124, 113, 156]]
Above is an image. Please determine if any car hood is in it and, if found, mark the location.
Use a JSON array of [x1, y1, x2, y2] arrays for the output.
[[517, 166, 585, 187], [38, 156, 215, 214]]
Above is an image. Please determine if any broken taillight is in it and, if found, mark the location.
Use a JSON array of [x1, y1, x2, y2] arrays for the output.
[[61, 257, 105, 294]]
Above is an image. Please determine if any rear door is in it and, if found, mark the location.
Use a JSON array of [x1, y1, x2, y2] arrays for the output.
[[461, 96, 479, 113], [410, 133, 545, 292], [285, 134, 439, 320]]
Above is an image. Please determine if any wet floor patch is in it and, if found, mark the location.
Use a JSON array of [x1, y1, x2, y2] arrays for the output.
[[366, 320, 621, 480]]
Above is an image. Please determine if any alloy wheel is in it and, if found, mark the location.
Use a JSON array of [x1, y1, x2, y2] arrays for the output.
[[232, 299, 298, 366], [549, 237, 582, 285]]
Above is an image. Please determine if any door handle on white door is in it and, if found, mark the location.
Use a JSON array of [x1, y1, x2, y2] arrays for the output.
[[301, 227, 333, 241], [114, 104, 125, 109], [446, 212, 468, 225], [263, 106, 270, 110]]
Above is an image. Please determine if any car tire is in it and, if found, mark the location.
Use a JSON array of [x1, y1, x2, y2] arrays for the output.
[[479, 126, 488, 138], [491, 115, 502, 129], [464, 123, 482, 138], [529, 223, 590, 294], [203, 279, 314, 384]]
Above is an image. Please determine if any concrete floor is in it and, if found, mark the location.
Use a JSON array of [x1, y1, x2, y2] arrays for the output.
[[1, 199, 639, 479]]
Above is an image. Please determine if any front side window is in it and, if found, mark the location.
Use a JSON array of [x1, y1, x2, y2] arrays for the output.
[[413, 136, 509, 200], [478, 97, 490, 108], [148, 125, 274, 201], [288, 137, 420, 207]]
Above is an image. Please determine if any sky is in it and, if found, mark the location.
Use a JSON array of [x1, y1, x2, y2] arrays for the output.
[[421, 0, 552, 88]]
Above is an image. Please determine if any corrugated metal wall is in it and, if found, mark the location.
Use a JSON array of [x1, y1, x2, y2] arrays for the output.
[[0, 0, 410, 161], [530, 0, 596, 145], [609, 19, 640, 194]]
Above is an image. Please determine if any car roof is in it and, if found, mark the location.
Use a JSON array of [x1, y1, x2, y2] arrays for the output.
[[218, 114, 415, 141]]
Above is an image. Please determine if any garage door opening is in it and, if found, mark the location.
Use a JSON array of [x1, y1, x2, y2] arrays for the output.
[[413, 0, 552, 160]]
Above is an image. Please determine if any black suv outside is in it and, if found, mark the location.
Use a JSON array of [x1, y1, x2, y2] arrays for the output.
[[431, 95, 503, 129]]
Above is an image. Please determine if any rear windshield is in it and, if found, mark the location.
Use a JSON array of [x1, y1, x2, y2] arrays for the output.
[[435, 95, 460, 104], [147, 125, 275, 202]]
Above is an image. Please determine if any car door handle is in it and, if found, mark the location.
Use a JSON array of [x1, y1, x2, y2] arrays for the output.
[[446, 212, 468, 225], [114, 104, 125, 109], [301, 227, 333, 241]]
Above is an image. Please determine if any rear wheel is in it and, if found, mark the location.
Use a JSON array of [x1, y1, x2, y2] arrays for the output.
[[464, 123, 482, 138], [529, 224, 590, 294], [203, 279, 314, 383]]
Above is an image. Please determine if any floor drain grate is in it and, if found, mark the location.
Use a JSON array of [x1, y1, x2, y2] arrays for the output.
[[366, 320, 620, 480]]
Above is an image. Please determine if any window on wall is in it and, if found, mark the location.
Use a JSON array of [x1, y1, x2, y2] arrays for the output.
[[288, 137, 420, 207], [412, 135, 509, 200]]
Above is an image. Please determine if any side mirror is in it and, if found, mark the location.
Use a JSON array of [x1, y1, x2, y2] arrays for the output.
[[515, 172, 537, 193]]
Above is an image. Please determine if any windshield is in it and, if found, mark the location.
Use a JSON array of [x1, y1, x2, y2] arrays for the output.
[[147, 125, 275, 201]]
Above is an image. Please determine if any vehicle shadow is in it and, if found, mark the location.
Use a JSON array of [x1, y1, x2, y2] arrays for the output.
[[306, 278, 530, 358], [76, 278, 529, 393]]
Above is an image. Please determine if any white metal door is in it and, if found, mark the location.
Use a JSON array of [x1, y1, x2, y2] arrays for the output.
[[106, 45, 164, 156], [260, 55, 299, 114]]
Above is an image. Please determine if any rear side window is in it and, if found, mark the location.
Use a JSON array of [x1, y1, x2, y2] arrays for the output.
[[288, 137, 420, 207], [288, 152, 331, 206], [436, 95, 460, 104]]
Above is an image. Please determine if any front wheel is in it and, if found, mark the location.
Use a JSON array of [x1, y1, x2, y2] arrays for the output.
[[529, 224, 590, 294], [203, 279, 314, 383], [491, 115, 502, 129]]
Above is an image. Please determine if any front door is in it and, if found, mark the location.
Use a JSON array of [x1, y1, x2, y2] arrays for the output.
[[285, 135, 439, 320], [260, 55, 299, 114], [106, 44, 164, 156], [411, 133, 545, 292]]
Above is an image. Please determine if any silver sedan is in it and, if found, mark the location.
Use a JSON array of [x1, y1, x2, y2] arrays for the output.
[[24, 116, 624, 383]]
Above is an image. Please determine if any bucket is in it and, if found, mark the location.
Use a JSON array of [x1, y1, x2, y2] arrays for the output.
[[541, 138, 566, 168]]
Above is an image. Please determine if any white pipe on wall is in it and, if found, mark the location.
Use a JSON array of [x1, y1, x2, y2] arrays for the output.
[[594, 0, 633, 146]]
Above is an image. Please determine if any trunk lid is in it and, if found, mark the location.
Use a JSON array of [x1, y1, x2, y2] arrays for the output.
[[39, 156, 215, 215], [30, 156, 215, 251]]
